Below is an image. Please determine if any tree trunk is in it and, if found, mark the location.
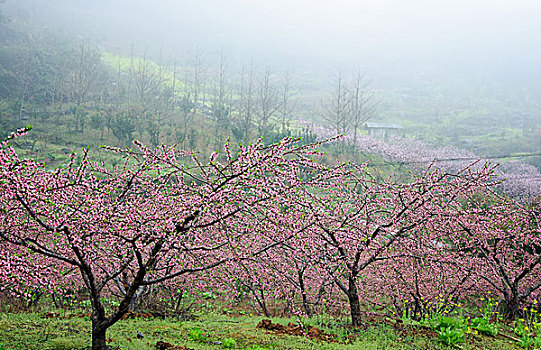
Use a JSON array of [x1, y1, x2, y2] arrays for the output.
[[174, 289, 184, 313], [301, 292, 311, 318], [258, 289, 270, 317], [347, 276, 362, 327], [502, 292, 521, 320], [298, 270, 312, 317], [91, 320, 108, 350]]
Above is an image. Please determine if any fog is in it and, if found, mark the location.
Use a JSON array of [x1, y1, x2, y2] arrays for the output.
[[1, 0, 540, 188], [6, 0, 541, 86]]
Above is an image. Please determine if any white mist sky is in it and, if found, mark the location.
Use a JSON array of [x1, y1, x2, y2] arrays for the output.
[[6, 0, 541, 84], [104, 0, 541, 55], [178, 0, 539, 44]]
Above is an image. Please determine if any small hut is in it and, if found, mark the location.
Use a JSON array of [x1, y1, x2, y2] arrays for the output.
[[365, 122, 403, 139]]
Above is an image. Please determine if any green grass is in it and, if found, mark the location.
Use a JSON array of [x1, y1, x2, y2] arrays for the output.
[[0, 310, 522, 350]]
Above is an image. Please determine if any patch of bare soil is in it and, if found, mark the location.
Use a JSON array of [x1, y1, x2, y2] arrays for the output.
[[121, 311, 165, 319], [392, 322, 437, 339], [256, 319, 338, 342], [155, 340, 194, 350]]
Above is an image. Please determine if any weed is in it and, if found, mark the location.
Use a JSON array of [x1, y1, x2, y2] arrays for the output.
[[471, 317, 498, 336], [44, 337, 86, 350], [201, 292, 217, 300], [0, 309, 523, 350], [221, 337, 237, 348], [438, 326, 465, 346], [187, 327, 207, 342]]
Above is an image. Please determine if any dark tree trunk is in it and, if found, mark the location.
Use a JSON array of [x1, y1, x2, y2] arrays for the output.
[[298, 270, 312, 317], [249, 285, 270, 317], [502, 292, 521, 320], [347, 276, 362, 327], [301, 292, 311, 318], [174, 289, 184, 313], [258, 289, 270, 317], [91, 320, 108, 350]]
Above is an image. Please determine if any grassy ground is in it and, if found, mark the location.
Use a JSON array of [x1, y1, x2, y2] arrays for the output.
[[0, 309, 522, 350]]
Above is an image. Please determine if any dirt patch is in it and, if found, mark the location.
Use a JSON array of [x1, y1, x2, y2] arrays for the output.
[[41, 312, 91, 319], [392, 322, 437, 339], [121, 311, 165, 319], [155, 341, 194, 350], [256, 319, 337, 342]]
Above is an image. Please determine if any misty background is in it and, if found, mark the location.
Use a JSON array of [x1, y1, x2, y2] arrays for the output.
[[5, 0, 541, 83], [1, 0, 540, 180]]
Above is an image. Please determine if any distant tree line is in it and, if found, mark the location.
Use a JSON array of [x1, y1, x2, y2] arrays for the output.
[[0, 18, 378, 159]]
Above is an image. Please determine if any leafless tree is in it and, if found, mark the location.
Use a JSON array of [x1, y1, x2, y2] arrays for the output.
[[349, 73, 378, 152], [232, 63, 255, 144], [211, 49, 232, 149], [280, 71, 296, 135], [131, 54, 162, 118], [187, 48, 205, 116], [322, 72, 350, 136], [13, 59, 31, 120], [255, 68, 281, 140], [130, 52, 176, 147], [69, 42, 101, 133]]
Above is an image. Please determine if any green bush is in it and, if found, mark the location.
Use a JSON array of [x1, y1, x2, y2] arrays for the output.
[[438, 326, 465, 346], [221, 337, 237, 348], [187, 327, 207, 342], [471, 317, 498, 336]]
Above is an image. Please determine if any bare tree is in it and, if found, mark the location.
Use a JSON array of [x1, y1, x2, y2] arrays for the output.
[[172, 48, 206, 148], [211, 49, 232, 149], [169, 58, 178, 131], [69, 42, 101, 133], [322, 72, 350, 136], [254, 68, 282, 141], [280, 71, 296, 136], [130, 53, 173, 147], [349, 73, 378, 153], [131, 54, 161, 118], [188, 48, 205, 116], [13, 58, 31, 120], [232, 63, 255, 144]]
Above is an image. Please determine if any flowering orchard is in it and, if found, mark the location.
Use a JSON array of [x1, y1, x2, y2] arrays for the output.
[[308, 119, 541, 200], [1, 129, 540, 349], [0, 129, 330, 349]]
